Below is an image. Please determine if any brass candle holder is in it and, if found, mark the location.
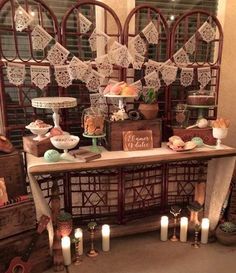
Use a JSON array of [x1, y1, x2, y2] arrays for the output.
[[192, 224, 201, 248], [87, 222, 98, 257], [74, 237, 82, 265], [170, 205, 182, 242]]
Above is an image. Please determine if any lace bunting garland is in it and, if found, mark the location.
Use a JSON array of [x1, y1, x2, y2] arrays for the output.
[[7, 62, 25, 86], [86, 70, 104, 92], [95, 54, 113, 76], [31, 25, 53, 50], [130, 80, 143, 99], [198, 66, 211, 89], [78, 12, 92, 34], [132, 53, 145, 70], [142, 21, 159, 44], [145, 59, 163, 75], [161, 65, 178, 86], [110, 45, 133, 68], [90, 93, 108, 113], [184, 35, 196, 55], [130, 34, 146, 56], [198, 21, 216, 43], [47, 42, 70, 65], [89, 28, 110, 52], [108, 41, 123, 64], [180, 67, 194, 87], [14, 6, 33, 32], [144, 71, 161, 90], [173, 48, 190, 67], [68, 56, 89, 81], [54, 65, 72, 88], [31, 66, 50, 89]]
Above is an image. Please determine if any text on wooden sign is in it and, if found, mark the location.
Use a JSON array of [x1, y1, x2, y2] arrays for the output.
[[123, 130, 153, 151]]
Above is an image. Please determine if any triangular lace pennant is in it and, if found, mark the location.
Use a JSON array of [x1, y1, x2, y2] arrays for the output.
[[173, 48, 190, 67], [31, 25, 53, 50], [7, 62, 25, 86], [198, 21, 216, 43], [130, 80, 143, 99], [144, 71, 161, 90], [145, 59, 163, 75], [86, 70, 105, 92], [198, 66, 211, 89], [68, 56, 89, 81], [108, 41, 123, 64], [47, 42, 70, 65], [95, 54, 113, 77], [110, 45, 133, 68], [78, 12, 92, 34], [184, 35, 196, 55], [14, 6, 33, 32], [130, 34, 147, 56], [89, 28, 110, 52], [54, 65, 72, 88], [161, 65, 178, 86], [90, 93, 108, 113], [31, 65, 50, 89], [142, 21, 159, 44], [180, 67, 194, 87], [132, 53, 145, 70]]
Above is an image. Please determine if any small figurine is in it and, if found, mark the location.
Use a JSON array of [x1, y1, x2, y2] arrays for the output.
[[110, 108, 128, 121]]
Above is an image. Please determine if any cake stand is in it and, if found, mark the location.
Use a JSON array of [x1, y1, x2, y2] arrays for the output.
[[83, 133, 106, 153], [104, 94, 137, 113], [187, 105, 217, 119], [31, 97, 77, 130]]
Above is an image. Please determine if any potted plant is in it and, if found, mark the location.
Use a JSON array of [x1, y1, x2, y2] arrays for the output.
[[57, 212, 73, 237], [138, 88, 159, 120]]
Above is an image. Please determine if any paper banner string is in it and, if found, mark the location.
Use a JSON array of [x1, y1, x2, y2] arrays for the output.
[[108, 41, 123, 64], [89, 93, 108, 113], [198, 21, 216, 43], [145, 59, 163, 75], [173, 48, 190, 67], [14, 6, 33, 32], [184, 35, 196, 55], [47, 42, 70, 65], [144, 71, 161, 90], [130, 80, 143, 99], [78, 12, 92, 34], [68, 56, 89, 81], [110, 45, 133, 68], [142, 21, 159, 45], [198, 66, 211, 89], [95, 54, 113, 77], [161, 65, 178, 86], [132, 53, 145, 70], [7, 62, 26, 86], [86, 70, 105, 92], [31, 66, 50, 90], [54, 65, 72, 88], [129, 34, 147, 56], [180, 67, 194, 87], [89, 28, 110, 52], [31, 25, 53, 51]]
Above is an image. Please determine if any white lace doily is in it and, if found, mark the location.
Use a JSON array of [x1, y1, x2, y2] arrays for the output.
[[88, 28, 110, 52], [110, 45, 133, 68], [95, 54, 113, 77], [31, 65, 50, 90], [54, 65, 72, 88], [198, 66, 211, 89], [198, 21, 216, 43], [132, 53, 145, 70], [180, 67, 194, 87], [78, 12, 92, 34], [68, 56, 88, 81], [130, 34, 147, 56], [31, 25, 53, 51], [144, 71, 161, 90], [14, 6, 33, 32], [86, 70, 104, 92], [7, 62, 26, 86], [145, 59, 163, 75], [184, 35, 196, 55], [47, 42, 70, 65], [173, 48, 190, 67], [161, 65, 178, 86], [142, 21, 159, 45]]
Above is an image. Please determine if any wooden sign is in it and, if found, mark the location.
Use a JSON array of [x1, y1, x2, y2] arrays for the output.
[[123, 130, 153, 151]]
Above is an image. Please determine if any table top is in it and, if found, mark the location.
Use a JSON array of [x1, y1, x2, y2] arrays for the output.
[[26, 143, 236, 175]]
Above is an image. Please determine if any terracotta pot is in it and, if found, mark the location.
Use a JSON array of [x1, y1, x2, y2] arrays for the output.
[[57, 218, 73, 237], [138, 103, 159, 120]]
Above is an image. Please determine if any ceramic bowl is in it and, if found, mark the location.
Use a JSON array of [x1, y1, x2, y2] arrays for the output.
[[50, 135, 80, 151], [25, 125, 52, 141]]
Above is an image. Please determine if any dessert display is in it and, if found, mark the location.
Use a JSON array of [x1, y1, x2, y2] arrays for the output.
[[187, 90, 215, 106], [103, 81, 138, 97], [167, 135, 197, 152], [25, 119, 52, 141], [28, 119, 51, 128], [212, 117, 230, 149], [83, 107, 105, 136]]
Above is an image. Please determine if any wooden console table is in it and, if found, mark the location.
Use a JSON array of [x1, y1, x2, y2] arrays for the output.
[[26, 144, 236, 247]]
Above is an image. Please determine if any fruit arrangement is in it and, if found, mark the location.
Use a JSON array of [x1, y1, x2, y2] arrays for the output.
[[103, 81, 138, 97]]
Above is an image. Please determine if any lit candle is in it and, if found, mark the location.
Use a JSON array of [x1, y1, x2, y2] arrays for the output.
[[74, 228, 83, 255], [160, 216, 169, 241], [102, 224, 110, 251], [61, 236, 71, 266], [201, 218, 210, 244], [180, 217, 188, 242]]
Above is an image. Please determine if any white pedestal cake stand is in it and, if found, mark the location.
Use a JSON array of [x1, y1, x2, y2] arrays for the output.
[[31, 97, 77, 131]]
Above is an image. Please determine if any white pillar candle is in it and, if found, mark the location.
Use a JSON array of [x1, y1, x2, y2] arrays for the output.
[[61, 236, 71, 266], [201, 218, 210, 244], [160, 216, 169, 241], [180, 217, 188, 242], [102, 224, 110, 251], [74, 228, 83, 255]]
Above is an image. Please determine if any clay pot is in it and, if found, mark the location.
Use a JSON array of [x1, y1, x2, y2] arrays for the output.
[[138, 103, 159, 120], [57, 212, 73, 237]]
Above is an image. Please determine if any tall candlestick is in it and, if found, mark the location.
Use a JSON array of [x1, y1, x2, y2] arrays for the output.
[[102, 224, 110, 252], [180, 217, 188, 242], [160, 216, 169, 241], [61, 236, 71, 266], [201, 218, 210, 244], [74, 228, 83, 255]]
